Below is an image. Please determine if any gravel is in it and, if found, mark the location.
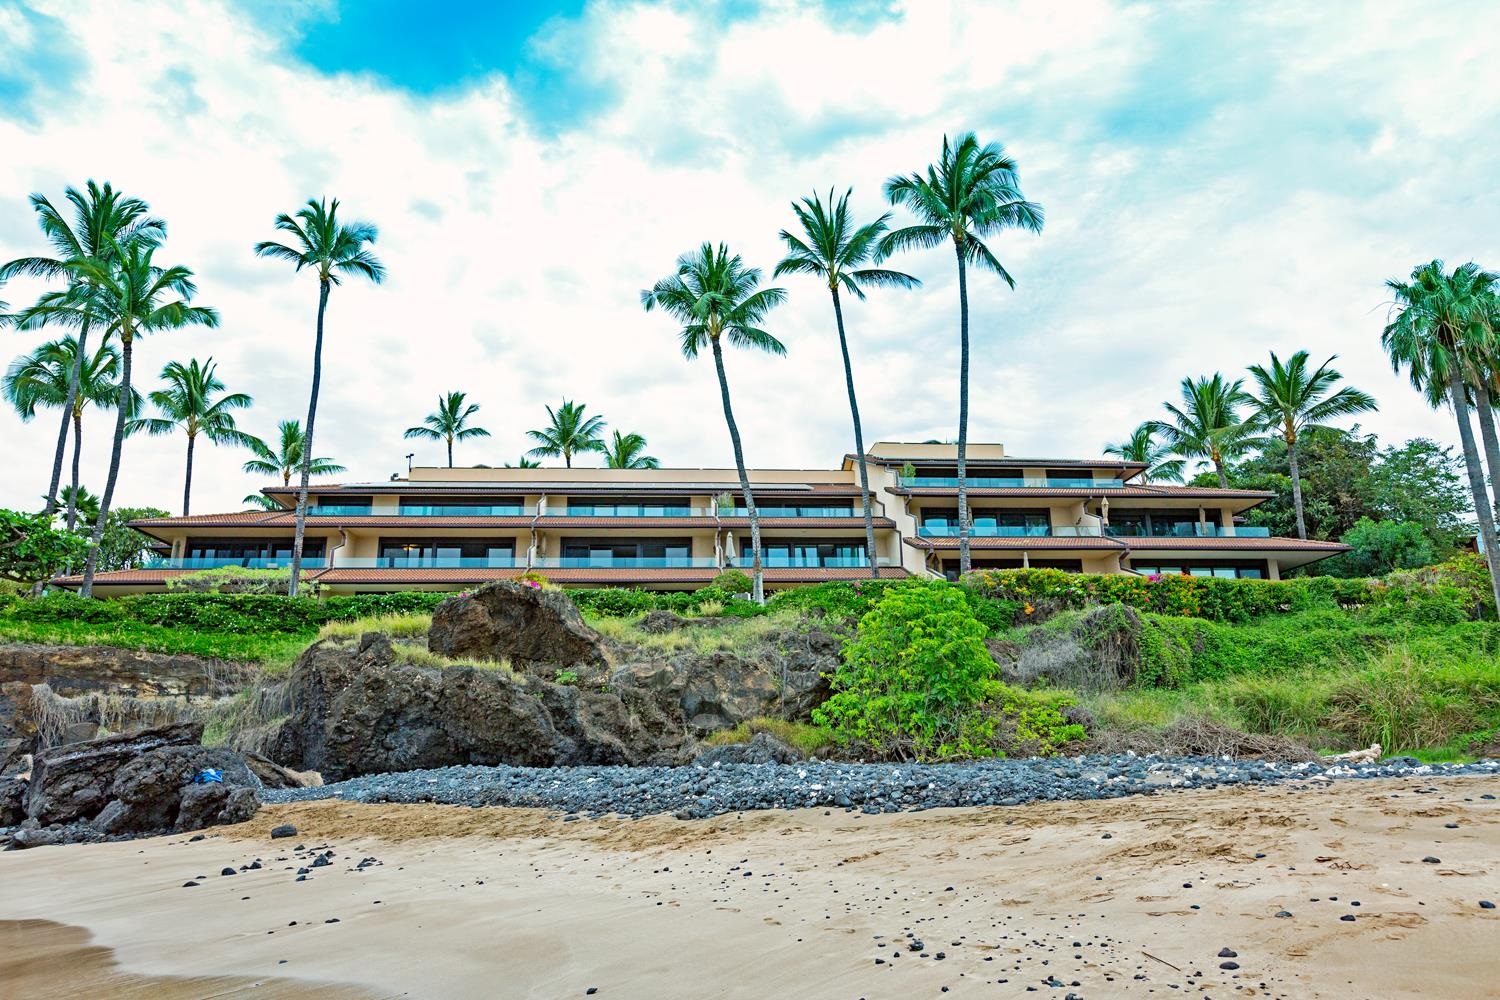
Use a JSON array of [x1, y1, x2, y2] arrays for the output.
[[261, 754, 1500, 820]]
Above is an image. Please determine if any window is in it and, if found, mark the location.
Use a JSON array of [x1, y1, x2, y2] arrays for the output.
[[185, 537, 325, 561], [377, 538, 515, 566], [921, 508, 1051, 534], [1132, 561, 1266, 579], [741, 540, 867, 567], [563, 497, 694, 516], [560, 537, 693, 564]]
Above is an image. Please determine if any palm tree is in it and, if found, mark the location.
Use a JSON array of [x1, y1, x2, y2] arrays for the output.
[[642, 242, 786, 603], [1155, 374, 1264, 489], [1245, 351, 1377, 539], [404, 390, 491, 468], [1103, 423, 1185, 485], [254, 197, 384, 597], [1383, 260, 1500, 609], [601, 430, 660, 469], [128, 358, 255, 515], [504, 456, 541, 468], [525, 400, 606, 467], [242, 419, 346, 490], [20, 237, 218, 595], [4, 336, 138, 529], [878, 133, 1044, 575], [776, 189, 919, 577], [0, 182, 164, 526]]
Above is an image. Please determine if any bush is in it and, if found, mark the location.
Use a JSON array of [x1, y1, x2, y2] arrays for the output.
[[166, 566, 309, 595], [711, 569, 753, 595], [6, 592, 126, 625], [766, 579, 902, 621]]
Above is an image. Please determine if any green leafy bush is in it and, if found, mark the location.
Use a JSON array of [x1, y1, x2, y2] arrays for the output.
[[710, 569, 753, 595], [766, 579, 902, 621], [6, 592, 126, 625]]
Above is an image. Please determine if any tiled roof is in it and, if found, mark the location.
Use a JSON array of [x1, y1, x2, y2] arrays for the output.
[[266, 482, 866, 496], [894, 485, 1274, 500], [907, 536, 1127, 551], [1122, 536, 1350, 552], [129, 513, 536, 531], [309, 566, 910, 585], [856, 453, 1148, 469]]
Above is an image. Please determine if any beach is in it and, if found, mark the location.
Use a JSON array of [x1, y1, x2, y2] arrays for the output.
[[1, 775, 1495, 999]]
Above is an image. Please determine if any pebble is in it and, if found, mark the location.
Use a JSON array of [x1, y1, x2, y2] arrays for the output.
[[220, 868, 237, 877], [1481, 901, 1496, 910], [1274, 911, 1292, 918], [1422, 856, 1441, 864], [1218, 948, 1237, 958], [181, 881, 199, 888], [1340, 915, 1356, 922], [258, 756, 1500, 820], [1220, 961, 1240, 970], [270, 824, 298, 839]]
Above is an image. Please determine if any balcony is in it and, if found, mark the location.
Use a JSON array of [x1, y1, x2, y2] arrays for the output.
[[735, 554, 900, 568], [542, 506, 709, 517], [917, 525, 1108, 538], [531, 556, 720, 568], [303, 504, 527, 516], [335, 555, 519, 568], [142, 556, 328, 569], [900, 477, 1126, 489], [720, 507, 861, 518], [1105, 524, 1272, 539]]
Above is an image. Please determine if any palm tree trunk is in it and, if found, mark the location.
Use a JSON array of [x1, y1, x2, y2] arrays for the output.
[[1213, 452, 1229, 489], [1448, 365, 1500, 613], [447, 436, 454, 469], [80, 331, 132, 598], [1287, 434, 1307, 540], [711, 336, 763, 604], [1473, 391, 1500, 518], [953, 240, 971, 578], [182, 432, 196, 516], [47, 319, 90, 522], [68, 408, 83, 532], [830, 287, 879, 579], [288, 279, 330, 598]]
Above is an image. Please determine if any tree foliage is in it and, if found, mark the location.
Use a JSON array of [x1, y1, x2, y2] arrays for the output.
[[0, 509, 89, 586]]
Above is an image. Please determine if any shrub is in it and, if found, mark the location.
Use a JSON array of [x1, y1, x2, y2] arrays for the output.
[[703, 717, 834, 755], [814, 582, 1001, 759], [710, 569, 753, 595], [766, 579, 901, 621], [6, 592, 126, 625], [165, 566, 312, 595]]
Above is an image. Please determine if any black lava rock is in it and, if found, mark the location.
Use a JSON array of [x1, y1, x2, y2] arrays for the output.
[[271, 824, 298, 839]]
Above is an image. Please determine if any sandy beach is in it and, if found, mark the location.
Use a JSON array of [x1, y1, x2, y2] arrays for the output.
[[1, 775, 1495, 999]]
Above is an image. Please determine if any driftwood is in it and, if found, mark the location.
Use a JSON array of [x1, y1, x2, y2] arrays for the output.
[[1323, 743, 1382, 764]]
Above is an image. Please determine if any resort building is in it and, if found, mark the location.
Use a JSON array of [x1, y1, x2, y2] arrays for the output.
[[73, 442, 1348, 594]]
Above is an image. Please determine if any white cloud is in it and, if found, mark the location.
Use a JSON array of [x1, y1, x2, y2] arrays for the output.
[[1, 0, 1497, 515]]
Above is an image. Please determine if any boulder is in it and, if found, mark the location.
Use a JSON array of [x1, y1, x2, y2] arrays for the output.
[[694, 731, 805, 766], [0, 778, 25, 826], [20, 722, 261, 841], [637, 610, 689, 634], [427, 582, 609, 673]]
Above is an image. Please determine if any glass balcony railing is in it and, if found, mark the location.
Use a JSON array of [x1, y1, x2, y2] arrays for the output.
[[142, 556, 328, 569], [900, 477, 1126, 489], [335, 556, 519, 568], [531, 556, 720, 568], [720, 507, 860, 518], [734, 554, 900, 568], [304, 505, 526, 516], [916, 525, 1110, 538], [1105, 524, 1272, 539], [543, 506, 709, 517]]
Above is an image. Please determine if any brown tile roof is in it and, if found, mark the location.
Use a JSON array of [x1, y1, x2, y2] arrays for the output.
[[893, 485, 1274, 500], [1121, 536, 1350, 552], [856, 453, 1148, 470], [907, 536, 1127, 551], [129, 513, 536, 531], [308, 566, 910, 585]]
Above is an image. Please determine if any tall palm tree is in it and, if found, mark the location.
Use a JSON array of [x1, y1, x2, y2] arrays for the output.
[[776, 188, 919, 577], [403, 390, 491, 468], [1245, 350, 1377, 539], [642, 243, 786, 603], [254, 197, 384, 596], [525, 400, 606, 467], [1155, 374, 1263, 489], [878, 133, 1044, 575], [242, 419, 345, 490], [1383, 260, 1500, 609], [128, 358, 255, 515], [1465, 291, 1500, 518], [601, 430, 660, 469], [1103, 423, 1185, 485], [21, 237, 218, 595], [4, 336, 138, 529], [0, 181, 164, 525]]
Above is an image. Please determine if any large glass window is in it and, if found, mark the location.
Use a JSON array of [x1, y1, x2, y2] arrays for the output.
[[921, 508, 1051, 534], [185, 537, 325, 560], [1132, 561, 1266, 579], [560, 537, 693, 564], [1107, 509, 1224, 537], [377, 538, 515, 566], [563, 497, 695, 516], [741, 540, 867, 567]]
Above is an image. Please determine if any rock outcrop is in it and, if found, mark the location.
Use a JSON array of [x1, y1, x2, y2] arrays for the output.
[[5, 721, 260, 848], [265, 633, 686, 781], [427, 583, 610, 674]]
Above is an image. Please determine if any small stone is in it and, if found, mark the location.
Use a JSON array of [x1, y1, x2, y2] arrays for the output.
[[271, 824, 297, 839], [220, 867, 237, 877], [586, 990, 598, 997], [1480, 901, 1496, 910], [189, 834, 205, 842], [324, 917, 340, 924], [1218, 948, 1237, 958], [1101, 833, 1112, 839], [1340, 914, 1356, 922], [1220, 961, 1240, 970], [1444, 823, 1459, 829], [1274, 911, 1292, 918], [182, 881, 199, 888], [1422, 856, 1441, 864]]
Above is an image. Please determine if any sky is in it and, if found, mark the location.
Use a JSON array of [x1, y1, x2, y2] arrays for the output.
[[1, 0, 1499, 514]]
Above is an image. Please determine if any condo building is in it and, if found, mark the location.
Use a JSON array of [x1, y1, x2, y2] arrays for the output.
[[71, 442, 1348, 595]]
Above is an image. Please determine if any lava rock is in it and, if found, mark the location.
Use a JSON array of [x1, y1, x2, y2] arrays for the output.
[[270, 823, 298, 839]]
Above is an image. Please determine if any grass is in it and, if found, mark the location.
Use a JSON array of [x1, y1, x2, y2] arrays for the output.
[[318, 613, 432, 641], [703, 717, 835, 755], [584, 609, 802, 655], [0, 617, 313, 668], [1081, 642, 1500, 759], [389, 644, 517, 675]]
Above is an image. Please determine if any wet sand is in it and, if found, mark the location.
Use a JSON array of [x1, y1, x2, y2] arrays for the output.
[[1, 775, 1496, 998]]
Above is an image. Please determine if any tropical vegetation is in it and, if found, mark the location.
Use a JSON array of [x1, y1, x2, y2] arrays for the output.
[[601, 430, 660, 469], [525, 400, 606, 467], [128, 358, 255, 515], [404, 390, 490, 468], [241, 419, 345, 509]]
